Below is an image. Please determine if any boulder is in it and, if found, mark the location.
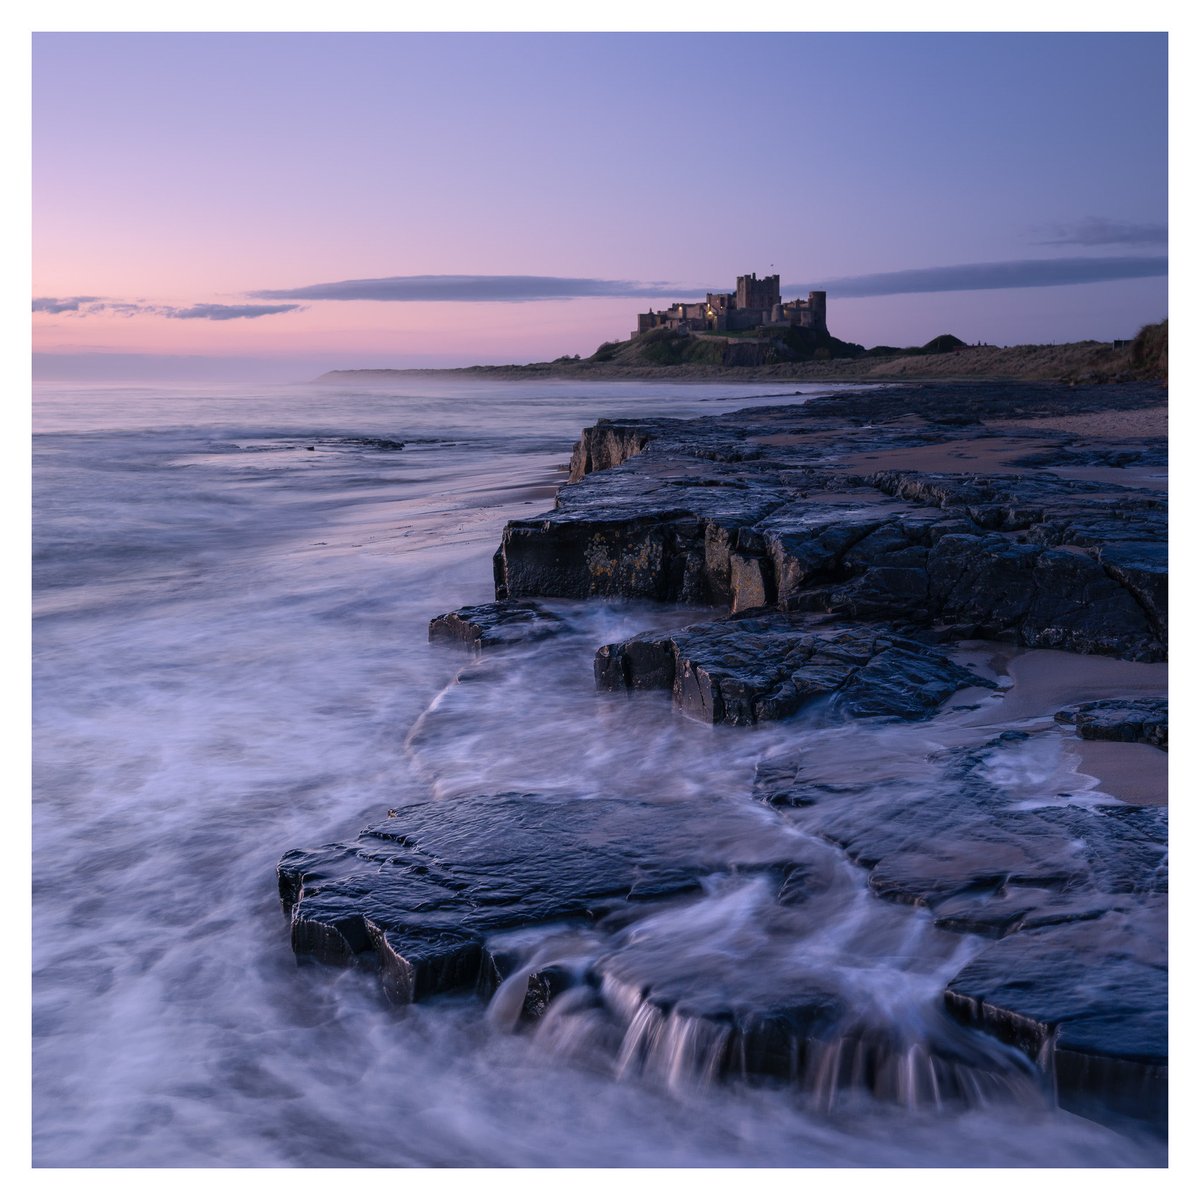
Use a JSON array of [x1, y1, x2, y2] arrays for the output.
[[429, 600, 567, 652], [1055, 696, 1168, 749]]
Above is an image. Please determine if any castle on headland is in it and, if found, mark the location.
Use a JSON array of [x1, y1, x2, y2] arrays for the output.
[[634, 272, 828, 339]]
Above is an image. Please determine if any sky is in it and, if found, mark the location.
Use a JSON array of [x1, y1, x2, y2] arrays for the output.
[[31, 28, 1170, 381]]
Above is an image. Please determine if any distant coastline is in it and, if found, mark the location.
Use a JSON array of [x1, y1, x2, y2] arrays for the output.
[[317, 328, 1167, 389]]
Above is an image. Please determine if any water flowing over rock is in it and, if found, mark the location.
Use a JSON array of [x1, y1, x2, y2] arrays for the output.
[[281, 380, 1168, 1143], [277, 791, 1048, 1113], [944, 902, 1167, 1125], [280, 790, 785, 1003]]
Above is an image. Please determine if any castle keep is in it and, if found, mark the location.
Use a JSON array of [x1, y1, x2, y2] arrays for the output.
[[634, 272, 828, 339]]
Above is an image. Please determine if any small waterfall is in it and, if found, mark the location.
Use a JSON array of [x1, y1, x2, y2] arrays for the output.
[[517, 969, 1046, 1112], [487, 871, 1050, 1115]]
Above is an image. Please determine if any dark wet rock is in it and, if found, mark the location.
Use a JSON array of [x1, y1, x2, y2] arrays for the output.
[[755, 725, 1167, 1120], [944, 901, 1167, 1124], [496, 383, 1167, 661], [596, 611, 989, 726], [494, 451, 787, 605], [567, 418, 672, 481], [330, 435, 407, 451], [1014, 442, 1166, 471], [792, 733, 1169, 910], [494, 511, 710, 604], [837, 643, 989, 719], [752, 755, 814, 809], [1055, 695, 1168, 749], [428, 600, 567, 652], [924, 535, 1158, 658], [280, 779, 1046, 1111], [278, 792, 784, 1004]]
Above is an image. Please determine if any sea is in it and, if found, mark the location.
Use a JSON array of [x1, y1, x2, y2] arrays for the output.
[[31, 376, 1165, 1168]]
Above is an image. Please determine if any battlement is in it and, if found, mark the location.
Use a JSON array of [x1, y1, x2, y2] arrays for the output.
[[736, 272, 780, 311]]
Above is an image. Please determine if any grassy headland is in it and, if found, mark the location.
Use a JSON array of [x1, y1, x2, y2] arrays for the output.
[[319, 320, 1167, 387]]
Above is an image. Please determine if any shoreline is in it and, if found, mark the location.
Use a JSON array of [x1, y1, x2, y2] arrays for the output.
[[315, 338, 1164, 388]]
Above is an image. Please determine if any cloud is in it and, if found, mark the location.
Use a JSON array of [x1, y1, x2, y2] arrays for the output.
[[33, 298, 303, 320], [1033, 218, 1168, 247], [790, 256, 1167, 299], [38, 255, 1168, 325], [32, 296, 103, 313], [249, 274, 695, 303], [164, 303, 304, 320]]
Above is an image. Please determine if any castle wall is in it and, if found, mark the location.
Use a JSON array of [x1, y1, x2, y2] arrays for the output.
[[726, 309, 769, 331]]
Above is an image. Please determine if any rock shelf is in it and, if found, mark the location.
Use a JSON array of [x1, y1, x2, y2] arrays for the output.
[[280, 381, 1167, 1134], [495, 383, 1165, 661]]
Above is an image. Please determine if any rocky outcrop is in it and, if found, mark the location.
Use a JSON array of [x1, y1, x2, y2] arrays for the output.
[[1055, 696, 1168, 749], [566, 418, 669, 482], [278, 738, 1166, 1119], [277, 789, 1046, 1109], [596, 612, 989, 725], [746, 725, 1167, 1122], [494, 384, 1166, 661]]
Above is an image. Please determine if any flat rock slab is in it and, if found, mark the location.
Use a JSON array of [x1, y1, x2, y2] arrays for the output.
[[945, 901, 1167, 1125], [767, 729, 1168, 918], [596, 611, 989, 725], [429, 600, 567, 652], [280, 792, 1048, 1110], [278, 791, 799, 1005]]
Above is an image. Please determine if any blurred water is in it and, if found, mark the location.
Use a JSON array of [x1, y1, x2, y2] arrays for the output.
[[31, 377, 1163, 1166]]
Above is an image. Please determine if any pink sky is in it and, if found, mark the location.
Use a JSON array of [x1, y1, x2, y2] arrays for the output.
[[33, 32, 1168, 379]]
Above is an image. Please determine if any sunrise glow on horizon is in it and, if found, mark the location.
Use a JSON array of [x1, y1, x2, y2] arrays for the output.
[[33, 31, 1168, 380]]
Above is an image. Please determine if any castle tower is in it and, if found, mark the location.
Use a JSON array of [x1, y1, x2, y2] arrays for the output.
[[807, 290, 827, 333], [735, 273, 781, 312]]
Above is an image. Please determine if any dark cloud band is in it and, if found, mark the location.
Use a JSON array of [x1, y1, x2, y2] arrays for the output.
[[792, 256, 1167, 299], [249, 275, 693, 303], [250, 259, 1166, 307], [1033, 218, 1167, 247]]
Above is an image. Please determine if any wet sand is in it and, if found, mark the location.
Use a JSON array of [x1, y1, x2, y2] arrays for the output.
[[987, 405, 1168, 439], [1073, 740, 1167, 806], [839, 436, 1062, 477], [959, 647, 1167, 807], [980, 648, 1167, 724]]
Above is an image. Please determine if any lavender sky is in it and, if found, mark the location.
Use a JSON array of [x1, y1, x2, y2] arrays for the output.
[[32, 31, 1168, 381]]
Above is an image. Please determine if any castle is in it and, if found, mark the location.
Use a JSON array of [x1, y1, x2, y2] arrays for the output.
[[634, 272, 828, 339]]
